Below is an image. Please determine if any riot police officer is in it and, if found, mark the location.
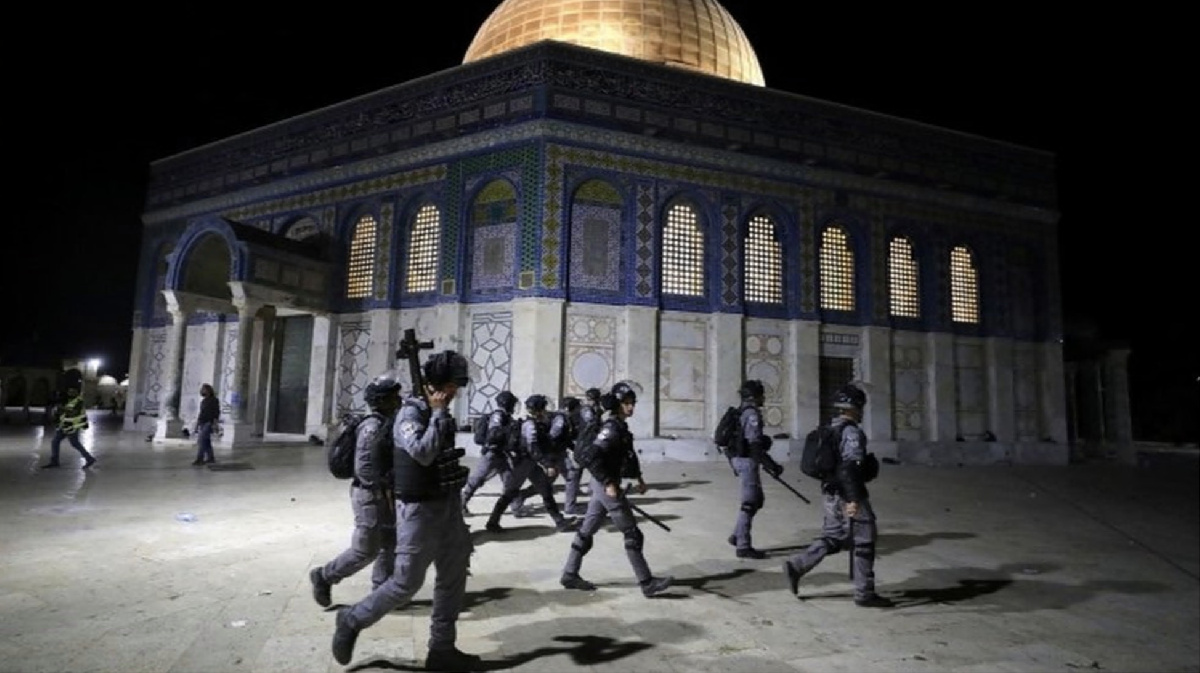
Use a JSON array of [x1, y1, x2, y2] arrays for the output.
[[484, 394, 576, 533], [309, 371, 401, 607], [552, 396, 586, 515], [560, 382, 672, 597], [460, 390, 520, 516], [331, 351, 481, 670], [727, 379, 782, 559], [783, 384, 893, 608]]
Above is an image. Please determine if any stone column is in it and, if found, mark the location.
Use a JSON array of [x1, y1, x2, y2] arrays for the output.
[[154, 294, 191, 440], [1039, 341, 1069, 446], [306, 314, 338, 440], [985, 337, 1016, 442], [860, 326, 894, 444], [620, 305, 659, 439], [222, 298, 261, 446], [1104, 347, 1135, 464], [706, 312, 744, 461], [926, 332, 958, 442], [250, 306, 277, 436], [123, 326, 145, 431]]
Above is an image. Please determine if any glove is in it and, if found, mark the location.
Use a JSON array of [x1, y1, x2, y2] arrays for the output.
[[764, 459, 783, 479]]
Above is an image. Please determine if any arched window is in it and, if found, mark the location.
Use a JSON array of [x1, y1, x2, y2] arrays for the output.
[[405, 204, 441, 293], [661, 202, 704, 297], [888, 236, 920, 318], [819, 225, 855, 311], [345, 214, 377, 299], [744, 213, 783, 304], [950, 245, 980, 323]]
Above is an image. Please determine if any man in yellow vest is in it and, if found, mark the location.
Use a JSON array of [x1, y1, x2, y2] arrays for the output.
[[41, 386, 97, 469]]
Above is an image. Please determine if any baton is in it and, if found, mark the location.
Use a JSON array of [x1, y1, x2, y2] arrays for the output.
[[847, 517, 855, 581], [765, 470, 811, 504], [622, 484, 671, 532]]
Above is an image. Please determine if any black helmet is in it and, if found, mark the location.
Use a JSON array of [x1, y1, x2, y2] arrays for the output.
[[525, 394, 549, 412], [739, 379, 765, 400], [833, 384, 867, 410], [585, 387, 602, 402], [599, 393, 620, 412], [423, 350, 469, 387], [610, 381, 637, 404], [560, 396, 580, 412], [495, 390, 518, 413], [364, 370, 402, 407]]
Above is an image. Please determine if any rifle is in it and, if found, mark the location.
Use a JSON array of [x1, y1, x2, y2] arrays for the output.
[[847, 517, 856, 581], [622, 483, 671, 532], [764, 468, 811, 504], [395, 328, 434, 401]]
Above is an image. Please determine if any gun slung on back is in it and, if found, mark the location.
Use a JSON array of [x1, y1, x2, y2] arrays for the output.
[[396, 328, 434, 402]]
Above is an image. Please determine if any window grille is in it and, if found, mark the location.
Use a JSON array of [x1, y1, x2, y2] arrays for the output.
[[346, 214, 377, 299], [888, 236, 920, 317], [819, 226, 855, 311], [745, 214, 783, 303], [661, 202, 704, 297], [405, 204, 440, 293], [950, 245, 980, 323]]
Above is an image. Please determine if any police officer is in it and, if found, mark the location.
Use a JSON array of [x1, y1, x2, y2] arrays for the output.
[[484, 394, 576, 533], [41, 385, 96, 469], [332, 351, 481, 670], [726, 379, 782, 559], [552, 397, 586, 515], [309, 372, 401, 608], [560, 382, 672, 597], [783, 384, 893, 608], [460, 390, 520, 516]]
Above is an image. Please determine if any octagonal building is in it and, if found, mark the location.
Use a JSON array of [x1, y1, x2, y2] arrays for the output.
[[126, 0, 1069, 465]]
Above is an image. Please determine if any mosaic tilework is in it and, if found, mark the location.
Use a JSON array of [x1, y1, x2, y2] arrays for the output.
[[954, 342, 987, 437], [336, 322, 371, 416], [870, 217, 888, 323], [720, 199, 739, 306], [459, 149, 538, 290], [543, 150, 563, 289], [635, 182, 655, 297], [891, 337, 926, 441], [471, 224, 518, 290], [141, 328, 167, 414], [563, 312, 618, 395], [374, 202, 394, 301], [744, 320, 787, 431], [219, 166, 447, 224], [568, 203, 621, 291], [219, 322, 238, 417], [466, 312, 513, 418]]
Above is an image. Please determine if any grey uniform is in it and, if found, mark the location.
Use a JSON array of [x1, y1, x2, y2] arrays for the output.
[[460, 409, 515, 508], [785, 416, 878, 600], [487, 416, 569, 527], [343, 398, 472, 651], [320, 414, 397, 590], [547, 411, 582, 511], [730, 403, 766, 551], [563, 414, 655, 584]]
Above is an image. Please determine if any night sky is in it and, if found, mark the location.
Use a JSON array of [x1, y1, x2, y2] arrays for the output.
[[5, 5, 1194, 441]]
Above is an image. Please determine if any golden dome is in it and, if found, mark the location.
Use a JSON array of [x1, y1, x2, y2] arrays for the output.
[[464, 0, 765, 87]]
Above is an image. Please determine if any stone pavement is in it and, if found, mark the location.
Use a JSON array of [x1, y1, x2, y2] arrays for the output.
[[0, 412, 1196, 673]]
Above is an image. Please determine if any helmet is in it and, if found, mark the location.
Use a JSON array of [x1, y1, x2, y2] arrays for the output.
[[832, 384, 867, 410], [738, 379, 765, 400], [610, 381, 637, 404], [364, 370, 403, 407], [423, 350, 469, 387], [599, 393, 620, 412], [585, 387, 602, 403], [525, 394, 549, 412], [495, 390, 518, 413], [560, 396, 580, 412]]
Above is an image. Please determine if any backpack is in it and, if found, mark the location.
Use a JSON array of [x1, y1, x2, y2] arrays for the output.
[[328, 412, 379, 479], [713, 406, 742, 453], [472, 414, 489, 446], [575, 413, 603, 459], [506, 417, 526, 456], [800, 424, 842, 481]]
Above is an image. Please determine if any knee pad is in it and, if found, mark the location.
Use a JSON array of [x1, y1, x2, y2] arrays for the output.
[[623, 527, 645, 553], [820, 536, 843, 553], [740, 500, 762, 515], [571, 534, 594, 555]]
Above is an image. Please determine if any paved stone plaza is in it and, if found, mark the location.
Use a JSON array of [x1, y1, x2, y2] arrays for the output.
[[1, 412, 1196, 672]]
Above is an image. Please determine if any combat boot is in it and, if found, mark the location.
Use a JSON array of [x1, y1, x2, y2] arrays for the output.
[[783, 560, 805, 595], [736, 547, 767, 559], [331, 607, 360, 665], [854, 593, 895, 608], [309, 567, 331, 607], [554, 516, 578, 532], [640, 575, 673, 597], [425, 646, 483, 671], [560, 572, 596, 591], [41, 462, 60, 469], [83, 457, 96, 469]]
